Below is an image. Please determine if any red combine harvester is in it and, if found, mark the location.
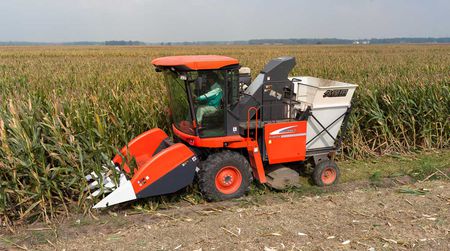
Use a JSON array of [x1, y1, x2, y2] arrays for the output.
[[86, 55, 357, 208]]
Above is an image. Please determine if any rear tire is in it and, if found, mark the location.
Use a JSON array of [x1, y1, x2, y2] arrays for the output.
[[198, 151, 252, 201], [312, 160, 340, 186]]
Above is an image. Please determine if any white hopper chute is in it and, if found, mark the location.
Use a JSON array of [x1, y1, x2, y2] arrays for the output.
[[289, 76, 358, 151]]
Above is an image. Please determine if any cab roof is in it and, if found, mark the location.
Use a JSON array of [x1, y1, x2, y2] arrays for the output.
[[151, 55, 239, 71]]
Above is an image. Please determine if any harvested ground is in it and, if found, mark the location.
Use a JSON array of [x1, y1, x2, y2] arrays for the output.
[[2, 178, 449, 250]]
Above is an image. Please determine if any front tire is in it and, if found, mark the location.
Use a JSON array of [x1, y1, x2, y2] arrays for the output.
[[198, 151, 252, 201]]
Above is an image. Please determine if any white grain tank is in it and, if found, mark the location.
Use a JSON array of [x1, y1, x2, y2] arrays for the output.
[[289, 77, 358, 151]]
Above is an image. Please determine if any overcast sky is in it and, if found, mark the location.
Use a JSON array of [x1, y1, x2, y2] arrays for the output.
[[0, 0, 449, 42]]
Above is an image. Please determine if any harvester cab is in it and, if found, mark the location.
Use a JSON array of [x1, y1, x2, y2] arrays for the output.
[[87, 55, 357, 208]]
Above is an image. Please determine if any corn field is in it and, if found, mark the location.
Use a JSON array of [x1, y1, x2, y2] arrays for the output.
[[0, 45, 449, 224]]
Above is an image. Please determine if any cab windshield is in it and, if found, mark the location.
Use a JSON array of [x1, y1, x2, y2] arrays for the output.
[[189, 70, 226, 137], [164, 69, 233, 137], [164, 71, 195, 135]]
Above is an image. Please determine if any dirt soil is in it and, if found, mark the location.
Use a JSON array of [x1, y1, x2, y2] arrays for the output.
[[2, 178, 449, 251]]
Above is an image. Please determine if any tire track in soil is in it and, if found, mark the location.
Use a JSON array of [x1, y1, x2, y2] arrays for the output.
[[3, 175, 447, 250]]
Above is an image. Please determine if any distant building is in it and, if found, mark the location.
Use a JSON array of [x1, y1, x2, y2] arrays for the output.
[[353, 40, 370, 45]]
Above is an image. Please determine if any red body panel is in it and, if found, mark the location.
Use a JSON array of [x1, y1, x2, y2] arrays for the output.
[[173, 125, 245, 148], [264, 121, 307, 164], [112, 128, 169, 173], [131, 143, 195, 194], [152, 55, 239, 70], [173, 124, 267, 183], [246, 141, 267, 183]]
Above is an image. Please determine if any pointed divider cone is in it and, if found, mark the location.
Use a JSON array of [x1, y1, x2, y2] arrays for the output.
[[93, 180, 137, 209]]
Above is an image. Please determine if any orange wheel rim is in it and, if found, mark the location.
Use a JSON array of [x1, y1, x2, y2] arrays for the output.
[[321, 167, 336, 185], [215, 166, 242, 194]]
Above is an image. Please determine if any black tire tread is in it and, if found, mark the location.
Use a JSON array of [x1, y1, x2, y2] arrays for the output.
[[198, 151, 252, 201], [312, 160, 340, 187]]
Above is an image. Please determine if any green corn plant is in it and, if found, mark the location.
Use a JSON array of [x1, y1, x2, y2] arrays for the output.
[[0, 44, 448, 224]]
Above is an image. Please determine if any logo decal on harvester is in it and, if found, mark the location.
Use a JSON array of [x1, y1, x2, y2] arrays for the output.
[[323, 89, 348, 98], [270, 125, 297, 135], [269, 125, 306, 139]]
